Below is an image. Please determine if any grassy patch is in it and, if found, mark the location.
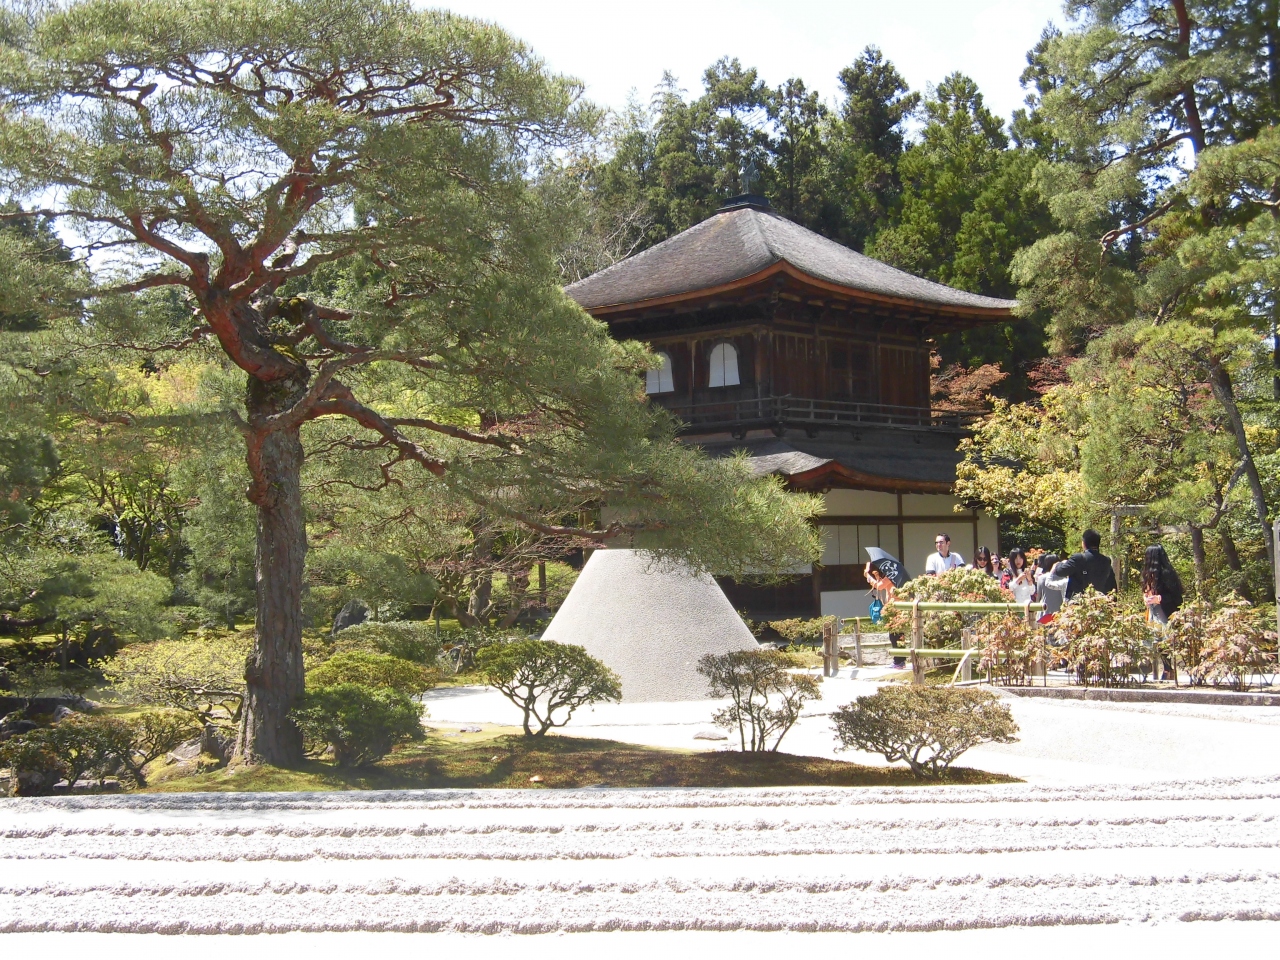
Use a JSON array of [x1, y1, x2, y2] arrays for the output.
[[142, 726, 1017, 793]]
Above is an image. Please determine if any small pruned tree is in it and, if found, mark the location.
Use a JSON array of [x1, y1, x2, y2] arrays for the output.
[[832, 686, 1018, 779], [475, 639, 620, 736], [0, 732, 64, 796], [697, 649, 821, 753], [118, 710, 198, 786], [104, 634, 249, 728], [0, 709, 195, 792]]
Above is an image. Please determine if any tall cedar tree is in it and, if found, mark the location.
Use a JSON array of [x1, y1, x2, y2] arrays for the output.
[[1013, 0, 1280, 571]]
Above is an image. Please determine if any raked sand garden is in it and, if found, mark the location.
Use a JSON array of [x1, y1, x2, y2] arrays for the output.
[[5, 669, 1280, 947]]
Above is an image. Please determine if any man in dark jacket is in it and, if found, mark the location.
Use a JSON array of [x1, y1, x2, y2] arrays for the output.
[[1047, 529, 1117, 600]]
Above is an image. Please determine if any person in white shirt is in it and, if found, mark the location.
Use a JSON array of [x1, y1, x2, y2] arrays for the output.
[[925, 533, 965, 576]]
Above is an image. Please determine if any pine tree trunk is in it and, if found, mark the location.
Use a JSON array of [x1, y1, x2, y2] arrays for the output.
[[236, 375, 309, 766], [1207, 358, 1275, 572], [1189, 525, 1206, 594]]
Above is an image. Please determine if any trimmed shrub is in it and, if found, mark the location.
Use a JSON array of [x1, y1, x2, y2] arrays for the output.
[[1165, 598, 1212, 682], [440, 627, 512, 675], [291, 684, 423, 767], [1193, 599, 1276, 690], [697, 649, 820, 752], [832, 686, 1018, 779], [475, 640, 620, 736], [975, 614, 1046, 686], [121, 711, 198, 785], [765, 617, 835, 645], [331, 620, 442, 666], [1056, 589, 1152, 686], [308, 650, 438, 697], [1, 731, 65, 796]]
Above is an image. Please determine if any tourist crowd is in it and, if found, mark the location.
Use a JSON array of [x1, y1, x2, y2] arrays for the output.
[[863, 529, 1184, 627]]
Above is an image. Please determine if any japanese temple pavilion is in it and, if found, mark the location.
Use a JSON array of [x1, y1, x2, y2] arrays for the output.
[[565, 194, 1017, 620]]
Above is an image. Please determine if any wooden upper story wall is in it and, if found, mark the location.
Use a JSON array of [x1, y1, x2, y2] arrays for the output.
[[615, 294, 932, 411]]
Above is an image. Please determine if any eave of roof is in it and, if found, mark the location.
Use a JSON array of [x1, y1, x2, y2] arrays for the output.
[[565, 204, 1017, 320], [582, 260, 1015, 321], [696, 432, 962, 494]]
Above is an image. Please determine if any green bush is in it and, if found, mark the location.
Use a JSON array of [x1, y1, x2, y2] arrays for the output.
[[1185, 599, 1276, 690], [440, 627, 514, 674], [475, 640, 620, 736], [331, 620, 443, 666], [1, 730, 66, 796], [832, 686, 1018, 779], [308, 650, 438, 697], [123, 710, 199, 784], [697, 649, 820, 752], [880, 568, 1011, 647], [0, 709, 195, 794], [291, 683, 423, 767], [765, 617, 835, 645]]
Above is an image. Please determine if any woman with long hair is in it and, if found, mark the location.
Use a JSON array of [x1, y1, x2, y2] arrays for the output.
[[972, 545, 996, 577], [1001, 547, 1036, 603], [1142, 544, 1184, 625]]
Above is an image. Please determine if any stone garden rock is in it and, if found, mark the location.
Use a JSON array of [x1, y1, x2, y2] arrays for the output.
[[331, 599, 370, 635], [199, 724, 233, 765]]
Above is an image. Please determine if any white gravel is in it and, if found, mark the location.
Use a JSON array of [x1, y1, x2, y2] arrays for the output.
[[2, 777, 1278, 935], [6, 676, 1280, 943], [424, 674, 1280, 785]]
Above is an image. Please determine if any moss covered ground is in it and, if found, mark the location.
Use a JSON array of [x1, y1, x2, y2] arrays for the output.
[[141, 725, 1017, 793]]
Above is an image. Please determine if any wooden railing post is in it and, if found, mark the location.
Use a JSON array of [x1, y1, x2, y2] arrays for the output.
[[960, 627, 972, 683], [911, 598, 924, 685], [1026, 600, 1045, 685], [853, 616, 863, 668], [822, 618, 837, 678]]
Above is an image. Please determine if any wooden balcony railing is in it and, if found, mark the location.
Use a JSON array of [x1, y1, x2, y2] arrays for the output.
[[653, 394, 982, 432]]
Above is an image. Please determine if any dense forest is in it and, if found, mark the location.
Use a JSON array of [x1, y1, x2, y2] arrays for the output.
[[1, 0, 1277, 698]]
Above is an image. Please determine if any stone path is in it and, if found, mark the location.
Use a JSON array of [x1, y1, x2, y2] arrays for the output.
[[3, 776, 1278, 935]]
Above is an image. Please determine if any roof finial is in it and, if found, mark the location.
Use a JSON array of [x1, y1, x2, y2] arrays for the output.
[[719, 156, 770, 212]]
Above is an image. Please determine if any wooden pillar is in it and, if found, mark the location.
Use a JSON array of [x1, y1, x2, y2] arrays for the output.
[[822, 618, 837, 677], [687, 338, 697, 405]]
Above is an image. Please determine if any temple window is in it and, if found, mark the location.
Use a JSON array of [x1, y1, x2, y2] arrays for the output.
[[708, 342, 741, 388], [646, 351, 675, 394]]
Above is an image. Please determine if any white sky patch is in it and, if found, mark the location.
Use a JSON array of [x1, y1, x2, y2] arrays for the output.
[[431, 0, 1067, 126]]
